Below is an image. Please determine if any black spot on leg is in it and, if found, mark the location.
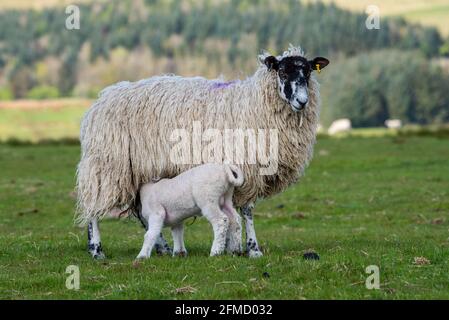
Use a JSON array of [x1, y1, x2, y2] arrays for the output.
[[87, 221, 105, 258], [154, 243, 164, 255], [246, 238, 258, 252], [241, 206, 253, 220], [155, 233, 173, 255], [87, 222, 93, 242], [164, 243, 172, 254]]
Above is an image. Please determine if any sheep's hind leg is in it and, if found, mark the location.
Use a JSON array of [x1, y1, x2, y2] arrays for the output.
[[87, 218, 105, 259], [171, 224, 187, 257], [241, 204, 263, 258]]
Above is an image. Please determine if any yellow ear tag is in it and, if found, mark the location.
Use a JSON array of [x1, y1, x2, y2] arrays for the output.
[[316, 64, 321, 73]]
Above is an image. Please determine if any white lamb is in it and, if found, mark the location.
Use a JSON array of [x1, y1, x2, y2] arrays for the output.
[[136, 163, 244, 259]]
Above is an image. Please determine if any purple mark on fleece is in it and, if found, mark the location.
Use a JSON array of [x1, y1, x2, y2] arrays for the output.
[[210, 80, 238, 90]]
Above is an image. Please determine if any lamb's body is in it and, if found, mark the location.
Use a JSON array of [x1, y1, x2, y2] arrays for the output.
[[137, 163, 243, 258], [76, 46, 322, 258]]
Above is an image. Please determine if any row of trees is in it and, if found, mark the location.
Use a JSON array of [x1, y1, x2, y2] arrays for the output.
[[321, 50, 449, 126], [0, 0, 447, 99], [0, 0, 448, 126]]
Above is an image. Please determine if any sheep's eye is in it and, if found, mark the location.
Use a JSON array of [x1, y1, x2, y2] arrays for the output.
[[278, 70, 287, 78]]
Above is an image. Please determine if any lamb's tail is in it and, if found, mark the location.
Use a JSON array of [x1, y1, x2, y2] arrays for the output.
[[224, 164, 244, 187]]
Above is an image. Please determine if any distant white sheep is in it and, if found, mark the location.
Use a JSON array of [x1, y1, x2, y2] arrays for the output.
[[328, 119, 351, 135], [385, 119, 402, 129], [136, 163, 243, 259]]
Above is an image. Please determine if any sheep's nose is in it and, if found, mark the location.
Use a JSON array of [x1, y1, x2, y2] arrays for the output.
[[296, 98, 308, 109]]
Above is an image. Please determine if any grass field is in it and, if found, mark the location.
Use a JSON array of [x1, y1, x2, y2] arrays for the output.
[[0, 100, 90, 142], [1, 135, 448, 299]]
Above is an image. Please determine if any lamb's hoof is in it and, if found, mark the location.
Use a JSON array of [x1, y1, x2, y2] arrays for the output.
[[173, 250, 188, 257], [248, 249, 263, 258], [136, 254, 149, 260]]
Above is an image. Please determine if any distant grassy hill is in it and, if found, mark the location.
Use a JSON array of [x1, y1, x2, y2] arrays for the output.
[[0, 0, 91, 11], [320, 0, 449, 36]]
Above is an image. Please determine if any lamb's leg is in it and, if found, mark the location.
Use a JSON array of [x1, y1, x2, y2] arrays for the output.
[[136, 206, 165, 259], [222, 192, 242, 255], [136, 208, 172, 255], [171, 224, 187, 257], [87, 218, 105, 259], [241, 204, 263, 258], [202, 205, 230, 256]]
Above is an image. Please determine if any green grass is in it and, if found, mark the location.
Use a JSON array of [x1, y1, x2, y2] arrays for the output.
[[0, 105, 88, 142], [1, 136, 448, 299]]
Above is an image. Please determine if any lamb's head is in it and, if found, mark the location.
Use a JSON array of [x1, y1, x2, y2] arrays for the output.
[[262, 52, 329, 112]]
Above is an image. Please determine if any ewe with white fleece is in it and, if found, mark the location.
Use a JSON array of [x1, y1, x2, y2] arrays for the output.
[[136, 163, 244, 259], [76, 45, 329, 258]]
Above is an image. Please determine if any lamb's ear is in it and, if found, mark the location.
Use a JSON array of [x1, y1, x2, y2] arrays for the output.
[[309, 57, 329, 72], [264, 56, 279, 71]]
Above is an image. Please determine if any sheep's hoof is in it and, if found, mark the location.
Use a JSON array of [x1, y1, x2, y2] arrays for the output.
[[173, 250, 188, 257], [248, 249, 263, 258], [89, 243, 106, 260], [93, 252, 106, 260]]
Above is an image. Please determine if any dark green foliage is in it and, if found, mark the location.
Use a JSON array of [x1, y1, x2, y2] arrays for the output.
[[0, 0, 446, 97], [321, 50, 449, 127]]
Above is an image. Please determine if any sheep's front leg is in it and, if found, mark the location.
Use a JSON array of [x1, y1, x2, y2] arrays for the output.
[[202, 205, 229, 256], [171, 224, 187, 257], [154, 233, 173, 256], [87, 218, 105, 259], [241, 204, 263, 258]]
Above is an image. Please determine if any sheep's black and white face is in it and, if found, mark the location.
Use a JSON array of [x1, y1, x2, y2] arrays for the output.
[[264, 55, 329, 112]]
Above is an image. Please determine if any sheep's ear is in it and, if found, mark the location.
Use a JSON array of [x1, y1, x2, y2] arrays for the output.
[[309, 57, 329, 72], [264, 56, 279, 71]]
